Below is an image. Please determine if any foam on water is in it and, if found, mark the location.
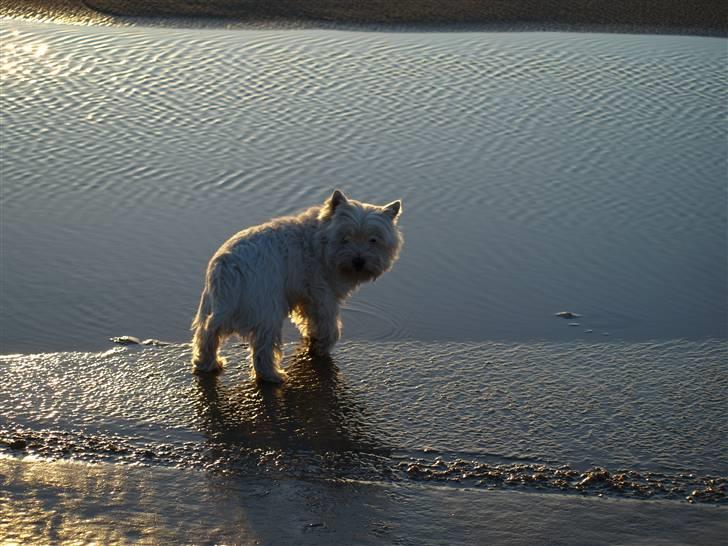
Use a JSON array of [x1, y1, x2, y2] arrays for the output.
[[1, 22, 726, 352]]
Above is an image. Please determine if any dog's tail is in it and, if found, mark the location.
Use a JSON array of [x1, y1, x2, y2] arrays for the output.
[[191, 258, 230, 332], [191, 289, 212, 331]]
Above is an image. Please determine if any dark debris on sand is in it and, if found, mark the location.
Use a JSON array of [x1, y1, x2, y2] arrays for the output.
[[1, 426, 726, 504], [398, 458, 728, 504]]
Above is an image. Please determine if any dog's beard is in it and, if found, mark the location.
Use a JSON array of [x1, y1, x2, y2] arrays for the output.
[[322, 204, 401, 286], [336, 263, 381, 283]]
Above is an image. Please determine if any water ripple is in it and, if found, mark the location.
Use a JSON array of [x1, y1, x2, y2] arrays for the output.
[[1, 23, 726, 352]]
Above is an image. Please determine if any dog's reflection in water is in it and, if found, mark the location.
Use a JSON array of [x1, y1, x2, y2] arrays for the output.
[[194, 347, 383, 455]]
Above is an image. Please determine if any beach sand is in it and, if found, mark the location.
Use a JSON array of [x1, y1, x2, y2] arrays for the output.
[[1, 0, 726, 35]]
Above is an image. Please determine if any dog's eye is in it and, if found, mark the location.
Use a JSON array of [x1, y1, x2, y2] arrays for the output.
[[341, 237, 350, 244], [369, 237, 378, 244]]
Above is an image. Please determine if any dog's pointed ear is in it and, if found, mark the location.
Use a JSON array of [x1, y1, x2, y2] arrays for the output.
[[382, 200, 402, 220], [319, 189, 350, 221], [329, 189, 349, 209]]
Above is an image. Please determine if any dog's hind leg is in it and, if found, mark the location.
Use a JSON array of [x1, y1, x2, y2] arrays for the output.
[[249, 321, 287, 384], [191, 316, 225, 374], [191, 285, 227, 373]]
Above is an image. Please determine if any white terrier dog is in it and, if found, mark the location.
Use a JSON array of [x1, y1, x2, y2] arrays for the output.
[[191, 190, 403, 383]]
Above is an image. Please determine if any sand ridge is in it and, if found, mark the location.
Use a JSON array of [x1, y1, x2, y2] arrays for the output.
[[1, 0, 726, 35]]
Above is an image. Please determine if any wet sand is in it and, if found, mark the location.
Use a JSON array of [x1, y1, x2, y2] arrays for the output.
[[1, 0, 727, 35], [2, 456, 726, 544], [2, 339, 727, 542]]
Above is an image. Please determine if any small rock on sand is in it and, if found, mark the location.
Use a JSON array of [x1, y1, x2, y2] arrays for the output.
[[110, 336, 170, 346], [110, 335, 142, 345]]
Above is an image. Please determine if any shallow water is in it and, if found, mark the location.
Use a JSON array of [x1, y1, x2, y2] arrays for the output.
[[1, 22, 726, 352]]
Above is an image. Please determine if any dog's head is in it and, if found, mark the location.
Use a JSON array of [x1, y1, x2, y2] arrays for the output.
[[318, 189, 403, 284]]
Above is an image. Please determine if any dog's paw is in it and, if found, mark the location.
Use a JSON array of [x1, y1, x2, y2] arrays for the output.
[[254, 367, 288, 384], [192, 358, 224, 375]]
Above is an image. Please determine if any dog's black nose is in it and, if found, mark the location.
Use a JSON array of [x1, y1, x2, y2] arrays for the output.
[[352, 256, 365, 271]]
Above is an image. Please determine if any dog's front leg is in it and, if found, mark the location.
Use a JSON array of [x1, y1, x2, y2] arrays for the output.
[[249, 321, 287, 383], [295, 297, 341, 356]]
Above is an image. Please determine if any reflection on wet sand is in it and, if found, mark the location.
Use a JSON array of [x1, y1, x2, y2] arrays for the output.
[[3, 454, 726, 545], [0, 455, 266, 544], [195, 347, 389, 466], [0, 455, 392, 544]]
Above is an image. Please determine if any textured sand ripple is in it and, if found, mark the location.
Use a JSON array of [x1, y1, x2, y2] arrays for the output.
[[1, 340, 726, 502]]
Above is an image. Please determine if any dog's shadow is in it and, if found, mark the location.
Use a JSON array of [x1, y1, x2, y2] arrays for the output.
[[194, 347, 384, 455]]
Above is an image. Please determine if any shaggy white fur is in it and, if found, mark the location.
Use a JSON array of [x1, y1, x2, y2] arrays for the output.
[[191, 190, 403, 383]]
